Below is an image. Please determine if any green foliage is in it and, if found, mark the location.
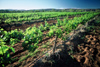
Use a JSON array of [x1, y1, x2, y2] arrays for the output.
[[22, 35, 35, 50], [44, 21, 50, 30], [38, 21, 50, 31], [22, 26, 43, 51], [4, 18, 12, 24], [0, 28, 4, 35], [55, 28, 63, 38], [47, 25, 57, 37], [2, 29, 24, 46], [39, 23, 45, 31], [56, 18, 61, 26], [47, 25, 62, 38], [0, 38, 15, 66], [48, 29, 54, 37], [63, 17, 68, 25], [10, 38, 18, 46], [0, 12, 93, 24]]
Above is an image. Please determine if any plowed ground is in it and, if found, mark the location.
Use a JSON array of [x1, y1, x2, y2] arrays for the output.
[[33, 16, 100, 67]]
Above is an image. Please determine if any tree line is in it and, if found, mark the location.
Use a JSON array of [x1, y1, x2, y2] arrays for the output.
[[0, 9, 100, 13]]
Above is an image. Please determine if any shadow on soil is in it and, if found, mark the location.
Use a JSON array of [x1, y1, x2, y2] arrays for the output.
[[33, 18, 99, 67], [33, 50, 81, 67], [33, 33, 86, 67]]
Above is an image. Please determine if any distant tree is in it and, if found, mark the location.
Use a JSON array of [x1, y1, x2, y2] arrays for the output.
[[61, 9, 66, 12], [52, 9, 55, 12], [34, 10, 40, 12]]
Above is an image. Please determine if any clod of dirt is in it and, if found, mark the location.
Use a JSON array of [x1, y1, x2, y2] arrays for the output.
[[93, 37, 97, 41], [96, 42, 99, 45], [65, 41, 71, 45], [83, 57, 89, 65], [74, 55, 83, 62], [91, 41, 95, 45], [80, 52, 86, 55], [87, 39, 91, 43], [89, 48, 94, 53], [85, 35, 90, 39], [84, 47, 89, 52], [89, 35, 93, 38]]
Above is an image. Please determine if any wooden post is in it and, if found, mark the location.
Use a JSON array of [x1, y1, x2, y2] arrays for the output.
[[85, 22, 88, 27], [53, 35, 57, 54]]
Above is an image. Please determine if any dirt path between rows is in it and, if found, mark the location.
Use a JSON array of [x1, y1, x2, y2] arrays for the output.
[[4, 15, 83, 67], [0, 15, 80, 31]]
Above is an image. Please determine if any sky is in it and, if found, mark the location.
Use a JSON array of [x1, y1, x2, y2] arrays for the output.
[[0, 0, 100, 10]]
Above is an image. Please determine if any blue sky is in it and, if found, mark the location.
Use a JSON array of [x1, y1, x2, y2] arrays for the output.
[[0, 0, 100, 10]]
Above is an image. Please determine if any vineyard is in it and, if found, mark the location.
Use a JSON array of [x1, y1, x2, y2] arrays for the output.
[[0, 11, 100, 67]]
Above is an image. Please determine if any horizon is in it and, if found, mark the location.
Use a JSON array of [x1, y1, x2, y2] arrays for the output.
[[0, 8, 100, 10], [0, 0, 100, 10]]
